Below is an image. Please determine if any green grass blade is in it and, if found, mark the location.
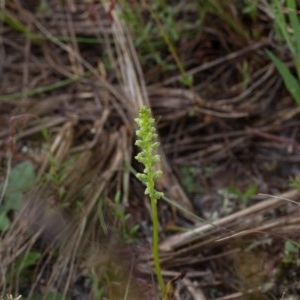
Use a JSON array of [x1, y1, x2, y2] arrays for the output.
[[209, 0, 249, 40], [267, 50, 300, 106], [0, 9, 39, 41], [271, 0, 294, 53], [287, 0, 300, 77], [0, 9, 104, 45], [0, 73, 90, 101]]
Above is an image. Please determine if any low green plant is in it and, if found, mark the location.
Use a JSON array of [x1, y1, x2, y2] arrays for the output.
[[205, 0, 250, 41], [218, 185, 257, 216], [282, 240, 299, 264], [180, 166, 202, 195], [135, 106, 165, 294], [290, 176, 300, 191], [90, 270, 104, 300], [15, 252, 41, 277], [120, 1, 193, 86], [242, 0, 259, 21], [112, 192, 140, 243], [8, 251, 41, 292], [226, 185, 257, 206], [0, 161, 35, 231], [266, 0, 300, 105]]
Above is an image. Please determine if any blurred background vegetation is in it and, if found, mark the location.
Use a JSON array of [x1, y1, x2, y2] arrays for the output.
[[1, 0, 300, 299]]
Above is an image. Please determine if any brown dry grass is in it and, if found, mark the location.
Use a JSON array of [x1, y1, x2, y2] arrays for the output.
[[1, 0, 300, 299]]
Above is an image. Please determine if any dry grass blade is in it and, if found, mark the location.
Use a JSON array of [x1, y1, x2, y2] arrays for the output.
[[182, 277, 207, 300], [102, 1, 148, 113], [160, 189, 300, 251], [101, 2, 194, 220]]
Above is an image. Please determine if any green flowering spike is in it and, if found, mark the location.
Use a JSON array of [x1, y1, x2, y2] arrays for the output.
[[154, 191, 164, 199], [152, 155, 161, 164], [135, 106, 165, 294], [136, 173, 147, 183], [135, 107, 164, 202], [153, 170, 163, 181]]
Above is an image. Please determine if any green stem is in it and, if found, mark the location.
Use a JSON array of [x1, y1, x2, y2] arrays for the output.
[[146, 161, 165, 293], [150, 189, 165, 294]]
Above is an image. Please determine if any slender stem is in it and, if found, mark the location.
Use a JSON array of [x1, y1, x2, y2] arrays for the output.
[[135, 106, 165, 295], [150, 189, 165, 294], [146, 160, 165, 293]]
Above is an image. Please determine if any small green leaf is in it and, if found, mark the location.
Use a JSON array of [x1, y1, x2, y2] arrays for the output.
[[0, 212, 10, 231], [244, 185, 257, 199], [227, 186, 241, 197], [290, 176, 300, 191], [4, 161, 35, 194], [0, 161, 36, 232], [16, 252, 41, 274], [180, 74, 193, 87], [5, 192, 23, 210], [285, 240, 298, 254], [267, 50, 300, 106]]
